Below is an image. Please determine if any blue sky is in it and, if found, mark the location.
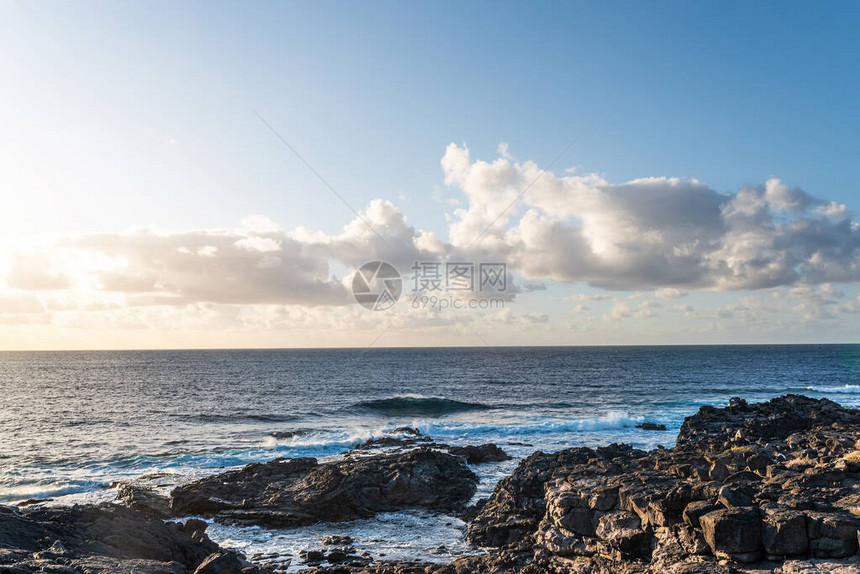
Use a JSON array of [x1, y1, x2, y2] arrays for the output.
[[0, 1, 859, 348]]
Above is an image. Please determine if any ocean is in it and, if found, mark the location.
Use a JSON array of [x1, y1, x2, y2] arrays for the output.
[[2, 345, 859, 569]]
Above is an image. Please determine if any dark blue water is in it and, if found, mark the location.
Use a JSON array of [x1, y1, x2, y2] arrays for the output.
[[1, 345, 858, 504]]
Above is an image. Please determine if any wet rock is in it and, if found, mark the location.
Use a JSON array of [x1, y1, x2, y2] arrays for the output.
[[170, 447, 478, 527], [446, 443, 511, 464], [638, 422, 668, 431], [321, 536, 354, 546]]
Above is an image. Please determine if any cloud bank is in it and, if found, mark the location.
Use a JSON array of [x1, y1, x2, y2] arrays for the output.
[[0, 143, 858, 345]]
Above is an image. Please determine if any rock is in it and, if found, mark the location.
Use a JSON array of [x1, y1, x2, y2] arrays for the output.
[[762, 510, 808, 557], [682, 500, 720, 528], [638, 422, 668, 431], [170, 447, 478, 527], [717, 485, 753, 508], [322, 536, 354, 546], [13, 394, 860, 574], [676, 395, 860, 451], [353, 429, 509, 465], [468, 444, 647, 548], [446, 443, 511, 464], [0, 503, 265, 574], [806, 512, 860, 558], [193, 552, 248, 574], [594, 510, 648, 555], [708, 461, 730, 482], [115, 483, 172, 518], [699, 508, 763, 562], [468, 396, 860, 573]]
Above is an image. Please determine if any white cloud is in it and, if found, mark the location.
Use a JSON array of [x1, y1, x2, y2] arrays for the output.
[[0, 143, 858, 343], [441, 144, 860, 291], [655, 287, 688, 299]]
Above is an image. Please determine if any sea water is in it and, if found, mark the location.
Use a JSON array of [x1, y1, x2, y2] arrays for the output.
[[2, 345, 858, 569]]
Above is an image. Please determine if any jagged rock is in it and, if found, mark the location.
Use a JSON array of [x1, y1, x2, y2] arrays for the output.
[[676, 395, 860, 451], [193, 551, 249, 574], [170, 447, 478, 527], [115, 483, 172, 518], [0, 504, 265, 573], [354, 430, 510, 465], [462, 395, 860, 573], [717, 484, 753, 508]]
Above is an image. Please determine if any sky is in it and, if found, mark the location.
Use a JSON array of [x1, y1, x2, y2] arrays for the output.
[[0, 1, 859, 350]]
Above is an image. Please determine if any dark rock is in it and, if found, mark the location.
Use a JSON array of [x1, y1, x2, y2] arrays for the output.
[[193, 551, 248, 574], [699, 508, 763, 562], [682, 500, 720, 528], [676, 394, 860, 451], [446, 443, 511, 464], [321, 536, 354, 546], [637, 422, 668, 431], [708, 461, 730, 482], [594, 510, 648, 555], [806, 511, 860, 558], [762, 510, 808, 557], [0, 503, 265, 573], [303, 550, 324, 562], [717, 485, 753, 508], [170, 447, 478, 527], [115, 483, 172, 518]]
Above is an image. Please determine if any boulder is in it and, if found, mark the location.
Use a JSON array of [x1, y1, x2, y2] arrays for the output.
[[762, 510, 808, 557], [699, 508, 763, 562]]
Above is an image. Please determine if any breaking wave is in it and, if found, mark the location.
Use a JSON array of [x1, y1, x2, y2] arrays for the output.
[[354, 396, 493, 416]]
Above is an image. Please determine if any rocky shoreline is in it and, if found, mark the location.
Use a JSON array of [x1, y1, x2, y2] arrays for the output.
[[2, 394, 860, 573]]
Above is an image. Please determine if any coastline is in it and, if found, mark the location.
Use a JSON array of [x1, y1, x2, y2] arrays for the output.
[[3, 394, 860, 573]]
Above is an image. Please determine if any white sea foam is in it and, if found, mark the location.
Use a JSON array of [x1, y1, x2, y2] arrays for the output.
[[415, 411, 644, 438], [206, 510, 479, 573]]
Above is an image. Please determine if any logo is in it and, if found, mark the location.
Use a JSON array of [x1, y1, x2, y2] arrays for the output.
[[352, 261, 402, 311]]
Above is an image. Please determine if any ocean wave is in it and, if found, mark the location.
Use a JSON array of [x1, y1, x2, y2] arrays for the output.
[[0, 480, 105, 503], [802, 384, 860, 394], [354, 396, 493, 416], [417, 411, 644, 437]]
